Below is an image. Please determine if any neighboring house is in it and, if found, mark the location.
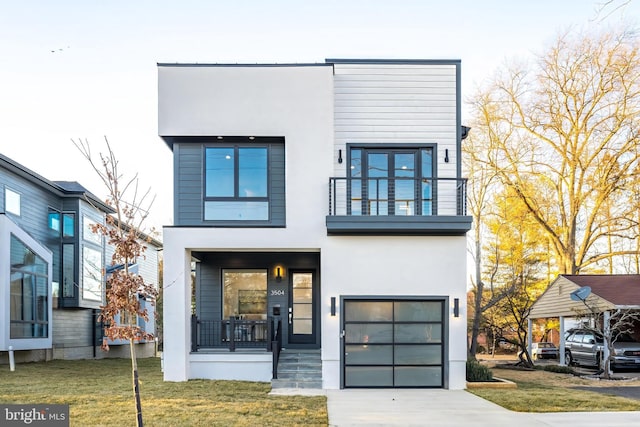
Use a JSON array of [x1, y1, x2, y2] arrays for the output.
[[0, 154, 161, 363], [159, 59, 472, 389], [528, 274, 640, 365]]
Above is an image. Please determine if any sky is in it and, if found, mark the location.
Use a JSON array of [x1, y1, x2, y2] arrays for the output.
[[1, 0, 638, 234]]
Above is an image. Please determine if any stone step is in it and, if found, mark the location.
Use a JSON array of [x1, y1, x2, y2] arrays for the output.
[[272, 350, 323, 389], [271, 379, 323, 389]]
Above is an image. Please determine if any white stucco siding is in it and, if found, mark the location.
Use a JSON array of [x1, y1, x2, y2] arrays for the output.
[[321, 234, 468, 389], [158, 65, 334, 137], [332, 63, 458, 178]]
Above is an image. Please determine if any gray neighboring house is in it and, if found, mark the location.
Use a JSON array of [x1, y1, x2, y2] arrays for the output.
[[0, 153, 161, 363]]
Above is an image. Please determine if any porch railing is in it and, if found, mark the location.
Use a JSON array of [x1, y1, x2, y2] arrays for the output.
[[191, 316, 275, 352], [271, 318, 282, 379], [328, 176, 468, 217]]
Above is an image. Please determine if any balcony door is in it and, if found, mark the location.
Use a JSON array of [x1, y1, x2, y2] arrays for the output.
[[349, 147, 433, 216]]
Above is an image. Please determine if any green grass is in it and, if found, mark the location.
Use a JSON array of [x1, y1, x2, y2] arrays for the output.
[[0, 358, 327, 426], [468, 366, 640, 412]]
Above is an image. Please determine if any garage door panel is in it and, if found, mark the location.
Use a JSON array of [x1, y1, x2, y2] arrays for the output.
[[346, 323, 392, 343], [345, 301, 393, 321], [395, 367, 442, 387], [345, 344, 393, 364], [345, 366, 393, 387], [395, 345, 442, 365], [394, 324, 441, 343], [394, 301, 442, 322]]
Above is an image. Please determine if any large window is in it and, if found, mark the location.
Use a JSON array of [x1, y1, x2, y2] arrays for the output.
[[10, 234, 49, 338], [349, 146, 433, 216], [204, 146, 269, 221], [222, 269, 267, 320]]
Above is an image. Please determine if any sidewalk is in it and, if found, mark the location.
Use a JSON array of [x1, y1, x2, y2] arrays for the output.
[[323, 389, 640, 426]]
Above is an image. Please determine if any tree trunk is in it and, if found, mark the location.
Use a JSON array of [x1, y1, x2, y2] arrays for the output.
[[468, 225, 483, 359], [130, 339, 143, 427]]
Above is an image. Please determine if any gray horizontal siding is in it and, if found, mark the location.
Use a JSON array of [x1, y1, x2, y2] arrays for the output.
[[52, 309, 94, 347]]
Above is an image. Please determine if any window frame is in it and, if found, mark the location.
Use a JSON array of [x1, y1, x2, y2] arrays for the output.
[[347, 144, 436, 216], [203, 144, 271, 222]]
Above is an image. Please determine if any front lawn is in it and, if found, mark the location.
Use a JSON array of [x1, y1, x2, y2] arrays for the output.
[[468, 364, 640, 412], [0, 358, 327, 426]]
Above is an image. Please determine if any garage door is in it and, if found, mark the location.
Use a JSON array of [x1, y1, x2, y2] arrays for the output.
[[343, 299, 444, 388]]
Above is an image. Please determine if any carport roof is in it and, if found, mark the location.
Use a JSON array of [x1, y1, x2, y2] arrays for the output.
[[529, 274, 640, 319]]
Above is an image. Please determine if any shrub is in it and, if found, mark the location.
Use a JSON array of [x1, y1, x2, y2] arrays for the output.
[[541, 364, 576, 375], [466, 360, 494, 382]]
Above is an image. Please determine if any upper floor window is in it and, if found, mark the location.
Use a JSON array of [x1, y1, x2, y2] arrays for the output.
[[63, 213, 75, 238], [49, 210, 75, 238], [5, 187, 21, 216], [204, 146, 269, 221], [349, 146, 434, 216]]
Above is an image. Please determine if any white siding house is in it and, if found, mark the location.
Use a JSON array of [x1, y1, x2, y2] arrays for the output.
[[159, 59, 471, 389]]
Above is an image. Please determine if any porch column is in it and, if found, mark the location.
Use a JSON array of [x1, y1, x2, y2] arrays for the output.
[[559, 316, 565, 365], [603, 310, 611, 374], [162, 230, 192, 381]]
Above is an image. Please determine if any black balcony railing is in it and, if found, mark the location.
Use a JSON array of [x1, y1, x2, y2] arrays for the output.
[[328, 177, 468, 217], [191, 316, 276, 352]]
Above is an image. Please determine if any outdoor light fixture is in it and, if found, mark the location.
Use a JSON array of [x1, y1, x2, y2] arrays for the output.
[[331, 297, 336, 316], [276, 267, 282, 282], [453, 298, 460, 317], [338, 149, 343, 164], [445, 149, 450, 163]]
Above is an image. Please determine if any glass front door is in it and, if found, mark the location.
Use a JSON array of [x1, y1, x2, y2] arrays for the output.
[[288, 271, 316, 345]]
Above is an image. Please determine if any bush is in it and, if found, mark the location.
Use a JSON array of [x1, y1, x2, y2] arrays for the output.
[[466, 360, 494, 382], [540, 364, 576, 375]]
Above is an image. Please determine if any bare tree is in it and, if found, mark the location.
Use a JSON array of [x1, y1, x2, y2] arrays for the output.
[[572, 299, 640, 379], [469, 28, 640, 275], [74, 137, 158, 427]]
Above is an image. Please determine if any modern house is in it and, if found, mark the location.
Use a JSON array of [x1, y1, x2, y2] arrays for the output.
[[0, 154, 160, 363], [159, 59, 472, 389]]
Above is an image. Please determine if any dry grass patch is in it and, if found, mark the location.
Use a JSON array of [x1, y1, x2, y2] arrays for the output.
[[468, 364, 640, 412], [0, 358, 327, 426]]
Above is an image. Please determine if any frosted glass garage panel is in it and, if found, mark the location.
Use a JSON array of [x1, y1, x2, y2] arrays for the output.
[[345, 301, 393, 321], [394, 301, 442, 321], [345, 345, 393, 365], [395, 345, 442, 365], [345, 367, 393, 387], [395, 367, 442, 387]]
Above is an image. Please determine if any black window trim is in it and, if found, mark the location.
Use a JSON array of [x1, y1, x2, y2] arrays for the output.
[[203, 143, 271, 222]]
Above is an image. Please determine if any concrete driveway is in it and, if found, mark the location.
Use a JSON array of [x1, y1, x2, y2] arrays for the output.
[[325, 388, 640, 426]]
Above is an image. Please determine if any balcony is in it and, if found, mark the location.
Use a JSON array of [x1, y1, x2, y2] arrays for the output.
[[327, 177, 472, 235]]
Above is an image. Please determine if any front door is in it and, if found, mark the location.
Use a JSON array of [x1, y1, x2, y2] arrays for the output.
[[288, 271, 316, 345]]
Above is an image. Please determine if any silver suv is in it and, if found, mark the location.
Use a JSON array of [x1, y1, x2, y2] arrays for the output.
[[564, 328, 640, 370]]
